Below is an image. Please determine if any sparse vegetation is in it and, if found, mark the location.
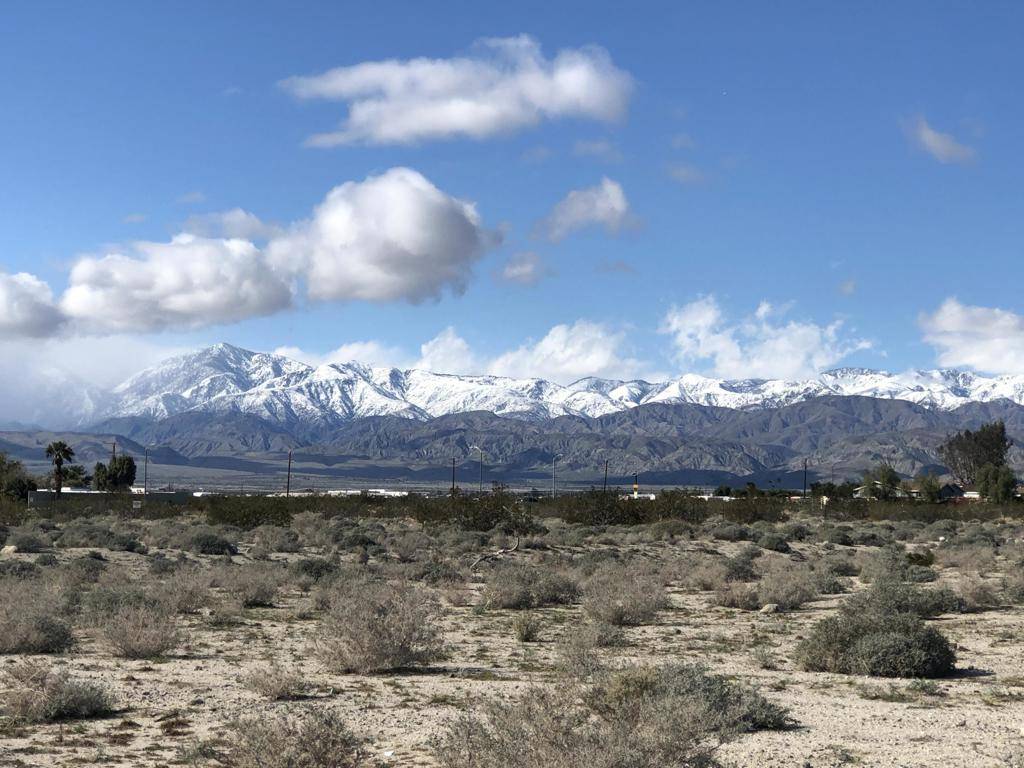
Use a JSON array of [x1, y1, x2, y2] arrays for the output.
[[219, 708, 365, 767], [1, 661, 114, 723]]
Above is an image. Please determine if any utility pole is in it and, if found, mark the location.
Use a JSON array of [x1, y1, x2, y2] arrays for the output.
[[634, 471, 639, 499], [143, 448, 149, 498], [552, 453, 562, 499], [451, 457, 456, 495], [603, 459, 609, 493], [803, 458, 808, 500], [111, 441, 117, 464], [285, 450, 293, 497]]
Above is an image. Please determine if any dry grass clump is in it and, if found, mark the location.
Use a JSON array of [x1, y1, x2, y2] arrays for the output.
[[249, 525, 301, 557], [316, 581, 444, 673], [482, 563, 580, 610], [239, 663, 307, 701], [936, 543, 998, 576], [152, 567, 211, 614], [1, 661, 114, 723], [0, 578, 74, 654], [434, 663, 790, 768], [512, 613, 542, 643], [582, 564, 668, 626], [101, 603, 182, 659], [55, 521, 146, 553], [715, 561, 818, 612], [219, 708, 365, 768]]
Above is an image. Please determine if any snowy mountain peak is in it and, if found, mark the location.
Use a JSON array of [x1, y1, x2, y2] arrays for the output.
[[93, 343, 1024, 430]]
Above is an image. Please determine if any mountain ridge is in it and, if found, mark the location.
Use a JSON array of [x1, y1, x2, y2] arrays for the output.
[[97, 343, 1024, 431]]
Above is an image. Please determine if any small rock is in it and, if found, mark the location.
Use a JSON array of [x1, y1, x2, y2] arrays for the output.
[[0, 545, 16, 555], [760, 603, 779, 614]]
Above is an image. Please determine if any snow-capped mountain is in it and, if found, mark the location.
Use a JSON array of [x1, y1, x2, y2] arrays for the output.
[[93, 342, 1024, 430]]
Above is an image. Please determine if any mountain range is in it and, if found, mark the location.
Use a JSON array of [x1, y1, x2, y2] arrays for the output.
[[86, 342, 1024, 428], [2, 343, 1021, 486]]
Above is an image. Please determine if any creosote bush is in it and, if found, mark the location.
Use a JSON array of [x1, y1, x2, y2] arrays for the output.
[[796, 584, 956, 679], [582, 564, 668, 626], [1, 662, 114, 723], [220, 708, 365, 768], [316, 581, 444, 673], [434, 663, 790, 768], [239, 663, 306, 701]]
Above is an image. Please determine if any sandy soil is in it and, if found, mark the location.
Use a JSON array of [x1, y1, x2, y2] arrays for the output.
[[2, 533, 1024, 767]]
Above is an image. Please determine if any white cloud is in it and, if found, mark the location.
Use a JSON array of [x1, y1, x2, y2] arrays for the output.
[[906, 117, 976, 165], [281, 35, 633, 146], [0, 336, 186, 427], [269, 167, 496, 303], [60, 234, 293, 333], [183, 208, 283, 241], [272, 322, 641, 383], [668, 164, 706, 184], [572, 139, 622, 162], [274, 340, 408, 369], [671, 133, 695, 150], [539, 177, 630, 241], [123, 213, 147, 224], [839, 279, 857, 296], [660, 296, 871, 380], [5, 168, 495, 337], [499, 252, 552, 285], [0, 272, 65, 337], [488, 320, 642, 382], [921, 298, 1024, 374], [415, 326, 479, 374]]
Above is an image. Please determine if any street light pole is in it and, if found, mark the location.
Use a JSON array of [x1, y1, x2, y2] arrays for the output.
[[552, 453, 563, 499], [469, 445, 484, 494], [144, 447, 149, 499]]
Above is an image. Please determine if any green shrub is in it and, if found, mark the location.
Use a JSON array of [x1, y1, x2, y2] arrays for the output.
[[757, 532, 791, 553], [189, 531, 238, 556], [512, 613, 542, 643], [434, 663, 790, 768], [796, 608, 955, 678]]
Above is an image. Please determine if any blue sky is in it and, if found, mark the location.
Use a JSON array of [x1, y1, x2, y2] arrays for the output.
[[1, 1, 1023, 391]]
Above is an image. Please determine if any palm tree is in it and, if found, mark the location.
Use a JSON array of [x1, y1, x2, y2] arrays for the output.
[[45, 441, 74, 498]]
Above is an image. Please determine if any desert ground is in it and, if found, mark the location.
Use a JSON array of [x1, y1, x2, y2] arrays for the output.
[[2, 504, 1024, 767]]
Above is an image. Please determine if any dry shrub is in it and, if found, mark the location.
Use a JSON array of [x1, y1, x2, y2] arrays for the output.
[[212, 564, 281, 608], [239, 663, 306, 701], [220, 708, 365, 768], [434, 663, 789, 768], [957, 577, 999, 613], [152, 567, 211, 614], [0, 578, 74, 654], [756, 563, 818, 611], [582, 564, 667, 626], [482, 564, 579, 610], [1, 661, 114, 723], [316, 581, 444, 673], [714, 582, 761, 611], [937, 544, 998, 576], [101, 603, 181, 659]]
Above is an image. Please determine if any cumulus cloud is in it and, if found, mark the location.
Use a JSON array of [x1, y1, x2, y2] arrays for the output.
[[415, 326, 480, 374], [906, 117, 976, 165], [920, 298, 1024, 374], [274, 322, 642, 383], [183, 208, 284, 241], [1, 168, 496, 337], [60, 234, 293, 333], [539, 177, 630, 241], [660, 296, 871, 380], [0, 272, 65, 337], [499, 252, 552, 285], [488, 320, 642, 382], [281, 35, 633, 146], [268, 167, 496, 303]]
